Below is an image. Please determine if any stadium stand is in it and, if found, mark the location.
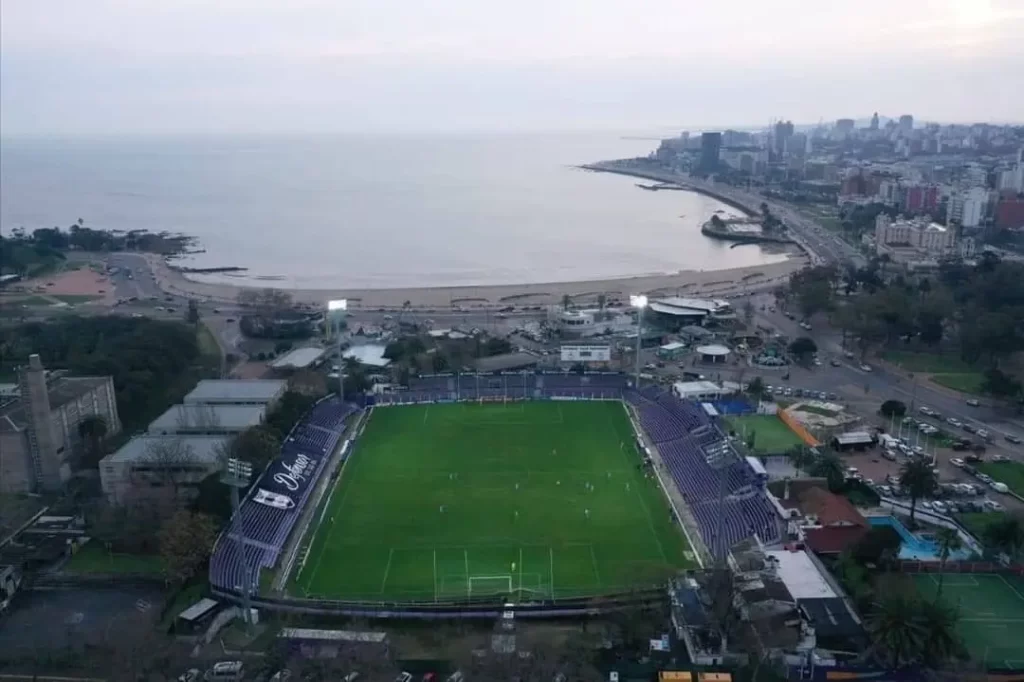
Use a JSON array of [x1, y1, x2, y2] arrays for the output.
[[625, 388, 781, 555], [371, 372, 628, 404], [209, 398, 357, 594]]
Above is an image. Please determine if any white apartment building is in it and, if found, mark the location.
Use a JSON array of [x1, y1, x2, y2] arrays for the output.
[[874, 214, 956, 255], [947, 187, 989, 228]]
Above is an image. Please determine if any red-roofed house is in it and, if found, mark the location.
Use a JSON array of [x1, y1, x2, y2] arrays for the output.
[[776, 483, 869, 555]]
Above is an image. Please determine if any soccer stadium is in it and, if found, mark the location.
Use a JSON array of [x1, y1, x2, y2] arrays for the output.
[[208, 373, 783, 617]]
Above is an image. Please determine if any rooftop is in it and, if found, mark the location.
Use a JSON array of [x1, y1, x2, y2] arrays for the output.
[[270, 347, 326, 371], [184, 379, 287, 404], [343, 344, 391, 368], [765, 549, 836, 600], [651, 297, 730, 315], [797, 486, 868, 528], [101, 434, 229, 465], [0, 376, 110, 433], [148, 404, 265, 433], [674, 380, 723, 395]]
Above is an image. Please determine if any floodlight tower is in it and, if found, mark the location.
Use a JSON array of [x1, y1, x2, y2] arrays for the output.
[[327, 299, 348, 401], [221, 457, 254, 631], [630, 295, 648, 389]]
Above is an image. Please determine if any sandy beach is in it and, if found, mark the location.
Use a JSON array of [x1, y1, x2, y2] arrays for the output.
[[1, 264, 116, 306], [143, 251, 807, 310]]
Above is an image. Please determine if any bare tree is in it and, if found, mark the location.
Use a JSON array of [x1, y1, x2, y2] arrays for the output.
[[137, 437, 202, 503]]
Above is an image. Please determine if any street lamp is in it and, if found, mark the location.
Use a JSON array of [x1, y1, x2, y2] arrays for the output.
[[327, 299, 347, 401], [221, 458, 254, 631], [629, 295, 648, 389]]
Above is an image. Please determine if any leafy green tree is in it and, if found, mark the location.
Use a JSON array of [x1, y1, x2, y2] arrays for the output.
[[879, 399, 907, 418], [982, 512, 1024, 560], [747, 376, 765, 399], [186, 298, 200, 326], [899, 458, 938, 526], [851, 525, 902, 567], [158, 510, 218, 585], [223, 426, 281, 472], [786, 445, 815, 472], [918, 598, 965, 666], [788, 336, 817, 363]]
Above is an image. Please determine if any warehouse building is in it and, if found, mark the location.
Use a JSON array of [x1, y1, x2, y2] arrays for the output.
[[100, 434, 229, 505], [147, 404, 265, 436], [183, 379, 287, 409]]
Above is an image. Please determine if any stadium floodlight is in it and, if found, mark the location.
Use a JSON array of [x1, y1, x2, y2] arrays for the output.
[[326, 299, 348, 401], [630, 294, 648, 389], [221, 458, 254, 630]]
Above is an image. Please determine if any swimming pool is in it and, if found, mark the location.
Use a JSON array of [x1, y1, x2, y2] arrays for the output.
[[868, 515, 972, 561]]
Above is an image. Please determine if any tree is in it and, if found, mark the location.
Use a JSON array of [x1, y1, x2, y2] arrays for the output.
[[851, 525, 902, 567], [140, 438, 202, 502], [742, 299, 755, 325], [918, 597, 965, 666], [158, 510, 218, 585], [186, 298, 200, 326], [934, 527, 963, 597], [788, 336, 817, 363], [77, 414, 109, 468], [223, 425, 281, 472], [879, 399, 907, 418], [597, 293, 607, 320], [809, 451, 845, 491], [982, 512, 1024, 560], [899, 459, 937, 526], [786, 445, 815, 472], [866, 584, 927, 668], [747, 376, 765, 399]]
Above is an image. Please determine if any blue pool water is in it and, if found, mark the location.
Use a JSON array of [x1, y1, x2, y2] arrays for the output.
[[868, 516, 972, 561]]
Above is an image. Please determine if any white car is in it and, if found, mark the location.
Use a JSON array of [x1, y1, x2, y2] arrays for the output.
[[966, 399, 980, 407], [950, 458, 965, 468], [859, 364, 872, 372], [946, 417, 962, 427], [932, 501, 948, 514], [991, 482, 1010, 494], [919, 406, 937, 417]]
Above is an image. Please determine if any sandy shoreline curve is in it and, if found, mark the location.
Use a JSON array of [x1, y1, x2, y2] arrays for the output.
[[142, 252, 806, 309]]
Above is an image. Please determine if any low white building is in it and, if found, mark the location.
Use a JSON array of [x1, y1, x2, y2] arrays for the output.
[[673, 381, 726, 401], [270, 347, 327, 371], [100, 435, 229, 505], [184, 380, 287, 409], [147, 404, 265, 436]]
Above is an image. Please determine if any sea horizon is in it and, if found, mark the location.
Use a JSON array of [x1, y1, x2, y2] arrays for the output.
[[0, 131, 789, 289]]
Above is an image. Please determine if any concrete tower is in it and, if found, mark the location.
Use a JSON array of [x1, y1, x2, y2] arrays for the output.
[[18, 354, 61, 490]]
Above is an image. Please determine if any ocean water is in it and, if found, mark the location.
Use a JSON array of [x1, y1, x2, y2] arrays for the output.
[[0, 133, 787, 289]]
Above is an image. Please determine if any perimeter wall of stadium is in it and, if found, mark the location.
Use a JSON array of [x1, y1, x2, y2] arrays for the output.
[[210, 372, 694, 619]]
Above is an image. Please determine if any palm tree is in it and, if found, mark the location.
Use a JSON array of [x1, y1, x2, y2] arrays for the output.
[[866, 588, 927, 668], [786, 444, 815, 473], [77, 414, 108, 466], [899, 458, 938, 526], [918, 598, 965, 666], [809, 451, 846, 491], [934, 527, 963, 598], [597, 293, 607, 320]]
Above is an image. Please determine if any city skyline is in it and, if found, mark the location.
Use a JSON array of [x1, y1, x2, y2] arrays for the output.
[[1, 0, 1022, 135]]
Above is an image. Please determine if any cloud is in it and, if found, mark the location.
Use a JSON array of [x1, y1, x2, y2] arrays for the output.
[[1, 0, 1021, 134]]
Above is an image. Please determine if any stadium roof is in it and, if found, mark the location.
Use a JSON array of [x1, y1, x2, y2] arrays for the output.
[[674, 380, 723, 397], [343, 344, 391, 368], [650, 297, 730, 317], [184, 379, 287, 405], [473, 352, 539, 373], [101, 434, 229, 465], [148, 404, 265, 434], [271, 347, 326, 370], [695, 344, 731, 357]]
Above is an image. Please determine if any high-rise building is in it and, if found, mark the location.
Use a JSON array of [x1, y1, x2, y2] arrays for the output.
[[947, 187, 990, 228], [898, 115, 914, 132], [699, 132, 722, 171], [774, 120, 794, 155], [835, 119, 855, 133], [870, 112, 880, 130], [0, 355, 121, 493]]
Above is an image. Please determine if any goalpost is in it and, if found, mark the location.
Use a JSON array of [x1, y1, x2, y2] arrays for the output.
[[468, 575, 513, 597]]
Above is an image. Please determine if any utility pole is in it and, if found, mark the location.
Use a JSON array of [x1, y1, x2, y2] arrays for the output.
[[630, 295, 648, 388], [222, 458, 254, 632]]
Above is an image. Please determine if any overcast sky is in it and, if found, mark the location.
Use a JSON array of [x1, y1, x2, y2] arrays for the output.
[[2, 0, 1022, 136]]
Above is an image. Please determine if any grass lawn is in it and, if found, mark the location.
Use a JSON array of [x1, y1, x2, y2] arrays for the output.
[[958, 512, 1007, 541], [931, 373, 986, 395], [913, 573, 1024, 669], [8, 295, 56, 307], [977, 461, 1024, 498], [724, 414, 804, 454], [65, 542, 165, 575], [293, 401, 694, 602], [882, 351, 985, 396], [882, 350, 975, 374]]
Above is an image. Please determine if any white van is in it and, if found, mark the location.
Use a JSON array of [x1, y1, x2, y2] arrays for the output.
[[991, 481, 1010, 494]]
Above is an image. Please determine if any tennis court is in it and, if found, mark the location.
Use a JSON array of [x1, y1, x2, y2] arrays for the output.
[[913, 573, 1024, 669]]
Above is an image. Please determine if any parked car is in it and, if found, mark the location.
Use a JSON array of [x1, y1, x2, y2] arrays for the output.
[[950, 458, 965, 468], [991, 482, 1010, 494], [966, 398, 980, 407], [946, 417, 963, 427], [830, 358, 842, 367], [1006, 434, 1023, 445], [993, 454, 1010, 462], [919, 406, 937, 417], [932, 501, 948, 514], [977, 473, 994, 484], [962, 423, 977, 434], [859, 364, 873, 372]]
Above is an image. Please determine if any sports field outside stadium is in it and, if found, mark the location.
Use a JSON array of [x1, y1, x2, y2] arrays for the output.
[[724, 414, 804, 454], [293, 401, 696, 603]]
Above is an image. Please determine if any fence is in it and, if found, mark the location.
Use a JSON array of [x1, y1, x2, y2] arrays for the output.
[[896, 560, 1024, 575], [778, 409, 820, 446]]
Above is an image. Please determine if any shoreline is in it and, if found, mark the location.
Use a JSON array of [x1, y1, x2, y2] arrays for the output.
[[144, 251, 807, 309]]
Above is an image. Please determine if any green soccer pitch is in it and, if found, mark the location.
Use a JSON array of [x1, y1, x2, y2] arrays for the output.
[[292, 401, 696, 603]]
